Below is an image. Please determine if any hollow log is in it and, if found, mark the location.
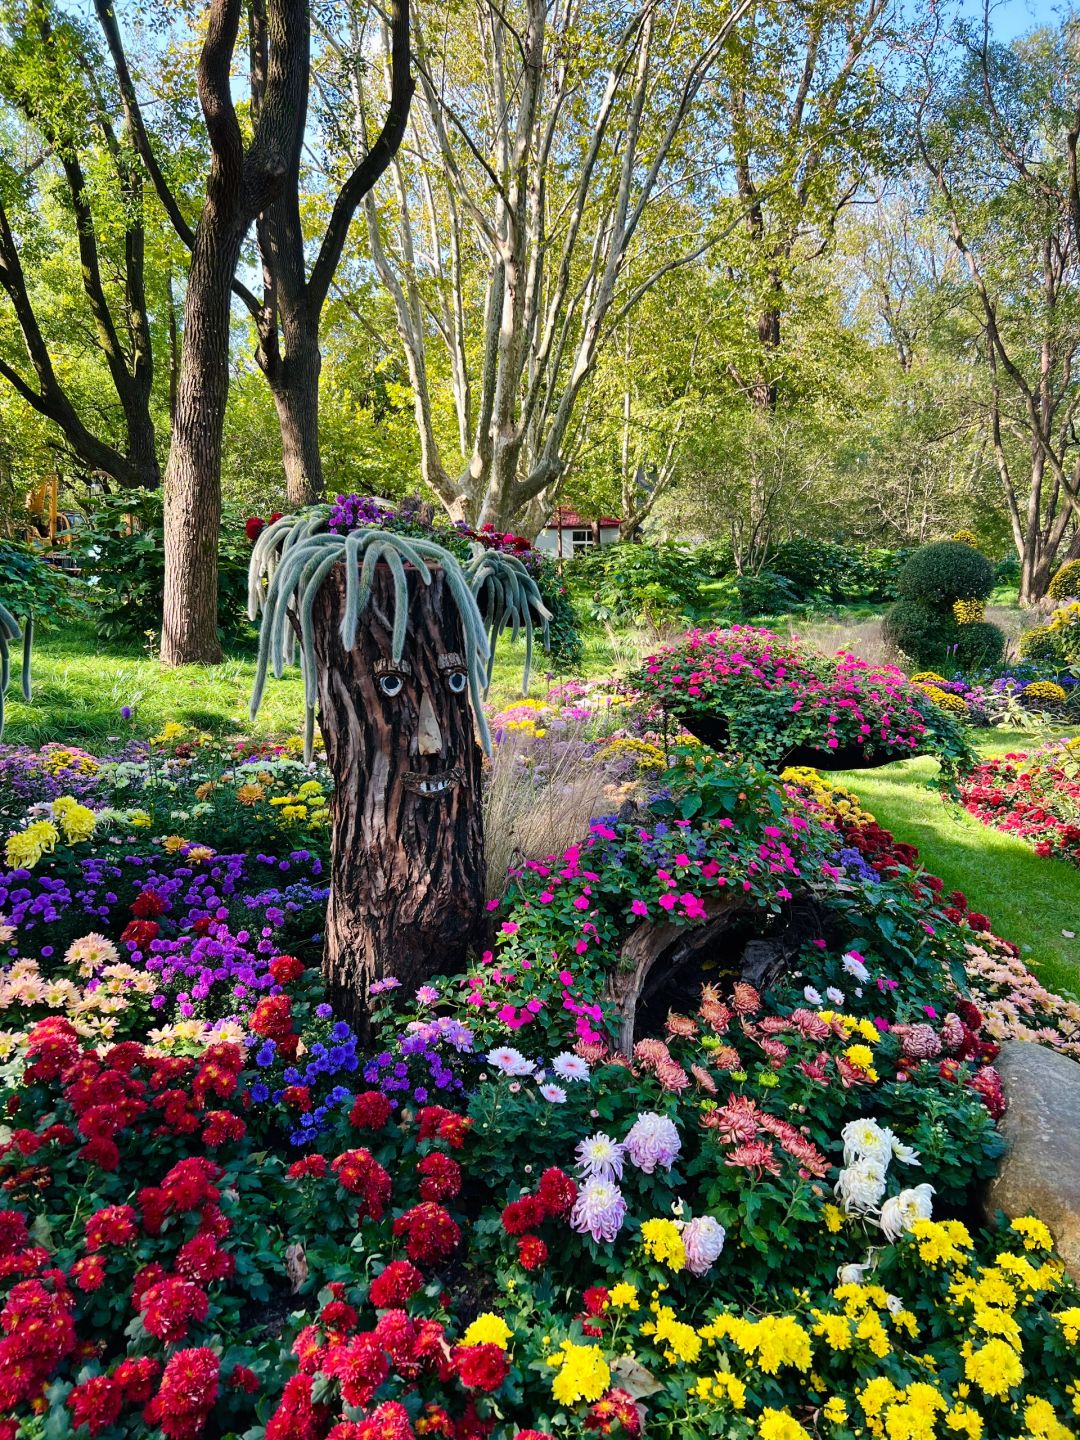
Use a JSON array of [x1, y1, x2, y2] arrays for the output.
[[310, 562, 486, 1027]]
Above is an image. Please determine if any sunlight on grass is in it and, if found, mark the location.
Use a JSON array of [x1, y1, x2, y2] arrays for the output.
[[837, 744, 1080, 1000]]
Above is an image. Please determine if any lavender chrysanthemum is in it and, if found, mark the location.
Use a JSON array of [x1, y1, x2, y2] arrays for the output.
[[569, 1179, 626, 1243], [624, 1112, 680, 1174]]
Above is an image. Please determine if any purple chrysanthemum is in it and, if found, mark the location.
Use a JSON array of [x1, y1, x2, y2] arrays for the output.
[[624, 1112, 680, 1174], [569, 1179, 626, 1243]]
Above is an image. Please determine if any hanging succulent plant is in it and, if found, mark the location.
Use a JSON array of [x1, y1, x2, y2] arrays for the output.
[[0, 602, 32, 739], [246, 507, 550, 1024]]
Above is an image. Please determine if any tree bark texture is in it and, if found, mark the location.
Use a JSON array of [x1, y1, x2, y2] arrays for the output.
[[311, 561, 486, 1027], [160, 215, 246, 665]]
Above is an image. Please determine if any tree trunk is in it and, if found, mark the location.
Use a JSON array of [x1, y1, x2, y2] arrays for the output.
[[311, 561, 486, 1028], [160, 211, 246, 665], [269, 336, 324, 508]]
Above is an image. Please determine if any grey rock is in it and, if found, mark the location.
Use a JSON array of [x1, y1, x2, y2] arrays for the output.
[[986, 1039, 1080, 1281]]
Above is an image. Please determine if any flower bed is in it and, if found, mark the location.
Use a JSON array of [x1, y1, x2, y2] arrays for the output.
[[635, 628, 973, 778], [0, 722, 1078, 1438], [959, 740, 1080, 869]]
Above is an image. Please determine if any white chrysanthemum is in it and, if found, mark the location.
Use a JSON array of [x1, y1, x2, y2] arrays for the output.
[[880, 1126, 921, 1167], [841, 1116, 892, 1168], [842, 951, 870, 983], [551, 1052, 591, 1083], [838, 1261, 871, 1285], [835, 1157, 888, 1215], [624, 1112, 681, 1174], [879, 1184, 934, 1241], [826, 986, 846, 1005], [539, 1083, 567, 1104], [803, 985, 823, 1006], [487, 1046, 534, 1076], [576, 1132, 625, 1181]]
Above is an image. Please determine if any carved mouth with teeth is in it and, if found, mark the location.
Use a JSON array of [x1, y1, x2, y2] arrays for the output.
[[403, 767, 464, 797]]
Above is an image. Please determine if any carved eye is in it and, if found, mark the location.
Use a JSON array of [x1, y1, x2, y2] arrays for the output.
[[378, 673, 404, 697], [447, 670, 467, 694]]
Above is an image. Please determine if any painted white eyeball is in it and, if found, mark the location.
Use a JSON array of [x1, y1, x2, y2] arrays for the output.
[[447, 670, 467, 694], [378, 673, 404, 697]]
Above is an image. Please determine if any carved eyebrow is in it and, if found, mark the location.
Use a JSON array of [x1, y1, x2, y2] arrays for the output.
[[438, 652, 466, 671], [373, 657, 413, 675]]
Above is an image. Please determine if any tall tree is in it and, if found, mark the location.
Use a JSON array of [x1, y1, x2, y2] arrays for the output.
[[914, 7, 1080, 602], [250, 0, 413, 507], [0, 0, 165, 489], [352, 0, 753, 534]]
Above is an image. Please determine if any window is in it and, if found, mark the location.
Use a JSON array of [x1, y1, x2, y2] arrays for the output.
[[570, 528, 594, 553]]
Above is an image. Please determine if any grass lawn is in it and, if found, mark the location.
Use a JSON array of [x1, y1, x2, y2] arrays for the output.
[[836, 725, 1080, 1001], [0, 620, 638, 748]]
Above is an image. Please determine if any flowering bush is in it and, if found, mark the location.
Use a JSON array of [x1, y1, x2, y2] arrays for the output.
[[635, 627, 973, 777], [959, 740, 1080, 870]]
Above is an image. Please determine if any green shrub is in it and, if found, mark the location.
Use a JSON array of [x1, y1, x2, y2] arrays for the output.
[[78, 490, 251, 646], [881, 600, 958, 667], [1018, 625, 1062, 662], [735, 568, 803, 616], [951, 620, 1006, 669], [896, 540, 995, 608], [0, 541, 87, 627], [571, 541, 705, 625], [1047, 557, 1080, 601]]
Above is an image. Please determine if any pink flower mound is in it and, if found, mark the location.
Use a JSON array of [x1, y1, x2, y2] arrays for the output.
[[637, 626, 949, 764]]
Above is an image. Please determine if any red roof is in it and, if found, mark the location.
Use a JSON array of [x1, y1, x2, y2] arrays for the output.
[[546, 507, 622, 529]]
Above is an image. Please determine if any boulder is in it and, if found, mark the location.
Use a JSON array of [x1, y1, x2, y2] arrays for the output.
[[986, 1040, 1080, 1281]]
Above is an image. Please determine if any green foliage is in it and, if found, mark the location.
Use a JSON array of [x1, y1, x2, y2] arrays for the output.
[[0, 598, 30, 739], [1047, 558, 1080, 601], [1017, 626, 1061, 662], [951, 621, 1006, 669], [78, 492, 251, 647], [571, 542, 704, 626], [882, 601, 958, 668], [0, 541, 84, 626], [896, 541, 995, 607], [735, 569, 803, 617]]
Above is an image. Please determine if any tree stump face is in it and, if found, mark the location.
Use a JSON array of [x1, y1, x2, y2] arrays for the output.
[[311, 562, 486, 1027]]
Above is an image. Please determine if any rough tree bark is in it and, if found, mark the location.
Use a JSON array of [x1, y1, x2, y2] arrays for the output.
[[254, 0, 414, 508], [311, 562, 486, 1027], [159, 0, 308, 665]]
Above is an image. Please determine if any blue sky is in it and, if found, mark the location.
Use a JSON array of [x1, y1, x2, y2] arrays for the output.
[[961, 0, 1060, 40]]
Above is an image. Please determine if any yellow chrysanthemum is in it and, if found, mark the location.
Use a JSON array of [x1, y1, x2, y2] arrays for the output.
[[823, 1397, 848, 1426], [963, 1337, 1023, 1398], [641, 1218, 687, 1272], [5, 819, 60, 870], [546, 1341, 610, 1405], [758, 1409, 811, 1440], [1011, 1216, 1055, 1252], [461, 1313, 512, 1350], [608, 1283, 639, 1311]]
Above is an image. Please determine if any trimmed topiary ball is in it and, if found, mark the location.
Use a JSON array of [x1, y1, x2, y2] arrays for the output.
[[1017, 626, 1062, 662], [896, 541, 995, 609], [882, 600, 957, 667], [1047, 558, 1080, 602], [951, 621, 1006, 669]]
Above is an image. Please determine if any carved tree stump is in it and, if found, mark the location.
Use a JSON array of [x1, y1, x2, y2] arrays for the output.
[[311, 562, 487, 1028]]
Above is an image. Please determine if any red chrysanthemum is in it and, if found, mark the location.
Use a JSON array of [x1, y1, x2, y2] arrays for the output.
[[67, 1375, 122, 1435], [517, 1235, 547, 1270], [349, 1090, 392, 1131], [392, 1203, 461, 1266], [417, 1152, 461, 1202], [368, 1259, 424, 1308], [451, 1343, 508, 1394], [331, 1149, 392, 1221]]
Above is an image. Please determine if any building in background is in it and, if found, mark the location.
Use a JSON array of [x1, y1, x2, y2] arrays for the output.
[[534, 507, 622, 558]]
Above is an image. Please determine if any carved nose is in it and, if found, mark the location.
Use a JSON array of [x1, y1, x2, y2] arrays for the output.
[[417, 690, 444, 756]]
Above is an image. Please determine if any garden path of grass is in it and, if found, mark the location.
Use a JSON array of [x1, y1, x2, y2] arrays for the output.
[[837, 727, 1080, 1001]]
